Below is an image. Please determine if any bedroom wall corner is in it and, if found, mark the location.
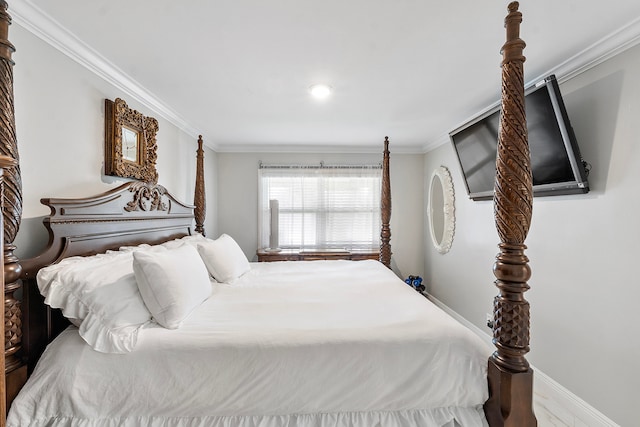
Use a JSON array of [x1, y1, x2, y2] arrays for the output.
[[423, 42, 640, 427], [11, 23, 205, 258]]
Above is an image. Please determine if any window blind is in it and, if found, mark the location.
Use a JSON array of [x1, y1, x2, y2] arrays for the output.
[[258, 163, 382, 250]]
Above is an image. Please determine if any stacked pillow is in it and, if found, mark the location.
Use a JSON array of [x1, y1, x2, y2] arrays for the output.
[[36, 233, 250, 353], [196, 233, 251, 283], [132, 244, 212, 330], [36, 248, 157, 353]]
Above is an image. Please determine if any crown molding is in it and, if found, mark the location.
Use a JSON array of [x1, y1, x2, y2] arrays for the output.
[[422, 133, 451, 154], [215, 142, 424, 154], [537, 15, 640, 86], [9, 1, 207, 147], [9, 1, 640, 155], [423, 15, 640, 154]]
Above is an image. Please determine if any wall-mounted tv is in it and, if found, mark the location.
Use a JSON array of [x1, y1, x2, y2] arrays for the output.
[[450, 74, 589, 201]]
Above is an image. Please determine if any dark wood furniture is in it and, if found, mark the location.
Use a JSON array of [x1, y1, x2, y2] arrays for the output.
[[194, 135, 206, 235], [257, 248, 379, 262], [0, 2, 23, 423], [0, 155, 17, 427], [380, 136, 392, 268], [483, 2, 537, 426], [20, 182, 197, 373], [0, 1, 536, 426]]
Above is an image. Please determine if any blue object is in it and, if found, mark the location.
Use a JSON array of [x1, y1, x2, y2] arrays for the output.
[[405, 275, 424, 292]]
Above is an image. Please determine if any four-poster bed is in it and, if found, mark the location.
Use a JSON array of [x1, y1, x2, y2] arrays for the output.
[[0, 1, 535, 426]]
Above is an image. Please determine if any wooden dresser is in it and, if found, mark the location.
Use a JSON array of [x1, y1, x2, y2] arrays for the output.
[[256, 248, 379, 262]]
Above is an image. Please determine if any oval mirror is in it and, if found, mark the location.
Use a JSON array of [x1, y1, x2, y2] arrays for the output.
[[428, 166, 455, 254]]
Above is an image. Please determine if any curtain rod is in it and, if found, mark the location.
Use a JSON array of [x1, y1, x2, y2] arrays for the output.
[[259, 161, 382, 170]]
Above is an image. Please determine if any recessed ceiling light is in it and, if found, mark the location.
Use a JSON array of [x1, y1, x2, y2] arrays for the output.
[[309, 84, 333, 99]]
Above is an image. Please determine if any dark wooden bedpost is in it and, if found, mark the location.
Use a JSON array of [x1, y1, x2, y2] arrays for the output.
[[379, 136, 391, 268], [0, 156, 16, 426], [0, 1, 25, 415], [484, 3, 537, 426], [194, 135, 206, 236]]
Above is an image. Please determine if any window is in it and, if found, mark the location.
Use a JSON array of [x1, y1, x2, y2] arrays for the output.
[[258, 164, 382, 250]]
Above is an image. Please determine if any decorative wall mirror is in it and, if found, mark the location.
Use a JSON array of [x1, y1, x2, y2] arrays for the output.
[[104, 98, 159, 183], [428, 166, 455, 254]]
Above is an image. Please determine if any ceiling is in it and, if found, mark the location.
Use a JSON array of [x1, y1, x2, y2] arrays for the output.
[[12, 1, 640, 152]]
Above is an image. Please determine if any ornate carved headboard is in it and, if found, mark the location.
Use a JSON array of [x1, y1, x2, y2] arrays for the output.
[[20, 182, 196, 373]]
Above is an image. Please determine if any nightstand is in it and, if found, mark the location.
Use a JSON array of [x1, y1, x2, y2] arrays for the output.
[[256, 248, 379, 262]]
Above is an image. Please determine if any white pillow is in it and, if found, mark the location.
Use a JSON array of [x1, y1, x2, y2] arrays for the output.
[[78, 273, 152, 353], [161, 233, 208, 250], [110, 243, 153, 253], [36, 249, 155, 353], [133, 244, 212, 329], [196, 234, 250, 283]]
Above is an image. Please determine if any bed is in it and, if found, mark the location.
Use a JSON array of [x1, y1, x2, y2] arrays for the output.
[[5, 149, 493, 426], [0, 2, 536, 427], [11, 254, 492, 426]]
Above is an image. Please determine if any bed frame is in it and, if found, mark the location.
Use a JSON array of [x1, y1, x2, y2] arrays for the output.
[[0, 1, 534, 426], [19, 182, 198, 369]]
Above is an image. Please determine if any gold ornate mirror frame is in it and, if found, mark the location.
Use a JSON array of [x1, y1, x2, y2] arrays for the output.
[[104, 98, 159, 183]]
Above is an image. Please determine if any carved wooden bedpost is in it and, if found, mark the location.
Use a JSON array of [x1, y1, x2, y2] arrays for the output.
[[379, 136, 391, 268], [484, 3, 537, 426], [0, 156, 18, 427], [194, 135, 206, 236], [0, 0, 25, 407], [0, 156, 16, 426]]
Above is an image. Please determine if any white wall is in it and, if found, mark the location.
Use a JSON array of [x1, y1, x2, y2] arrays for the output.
[[217, 151, 424, 279], [424, 43, 640, 427], [11, 24, 218, 258]]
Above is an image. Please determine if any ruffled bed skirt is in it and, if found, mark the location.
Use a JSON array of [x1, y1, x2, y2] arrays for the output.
[[12, 407, 488, 427]]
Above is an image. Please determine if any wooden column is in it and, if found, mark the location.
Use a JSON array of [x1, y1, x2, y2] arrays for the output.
[[484, 3, 537, 426], [379, 136, 391, 268], [0, 1, 24, 413], [0, 155, 16, 425], [194, 135, 206, 236]]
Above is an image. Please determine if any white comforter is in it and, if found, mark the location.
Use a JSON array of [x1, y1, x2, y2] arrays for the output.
[[8, 260, 491, 427]]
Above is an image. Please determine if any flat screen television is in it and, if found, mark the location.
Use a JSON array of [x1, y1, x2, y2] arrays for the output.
[[450, 74, 589, 201]]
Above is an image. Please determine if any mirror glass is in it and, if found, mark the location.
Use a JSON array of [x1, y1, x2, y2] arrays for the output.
[[428, 166, 455, 254], [121, 126, 139, 163], [430, 175, 445, 245]]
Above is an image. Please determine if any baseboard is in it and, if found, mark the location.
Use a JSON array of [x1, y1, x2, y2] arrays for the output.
[[533, 369, 619, 427], [425, 294, 620, 427]]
